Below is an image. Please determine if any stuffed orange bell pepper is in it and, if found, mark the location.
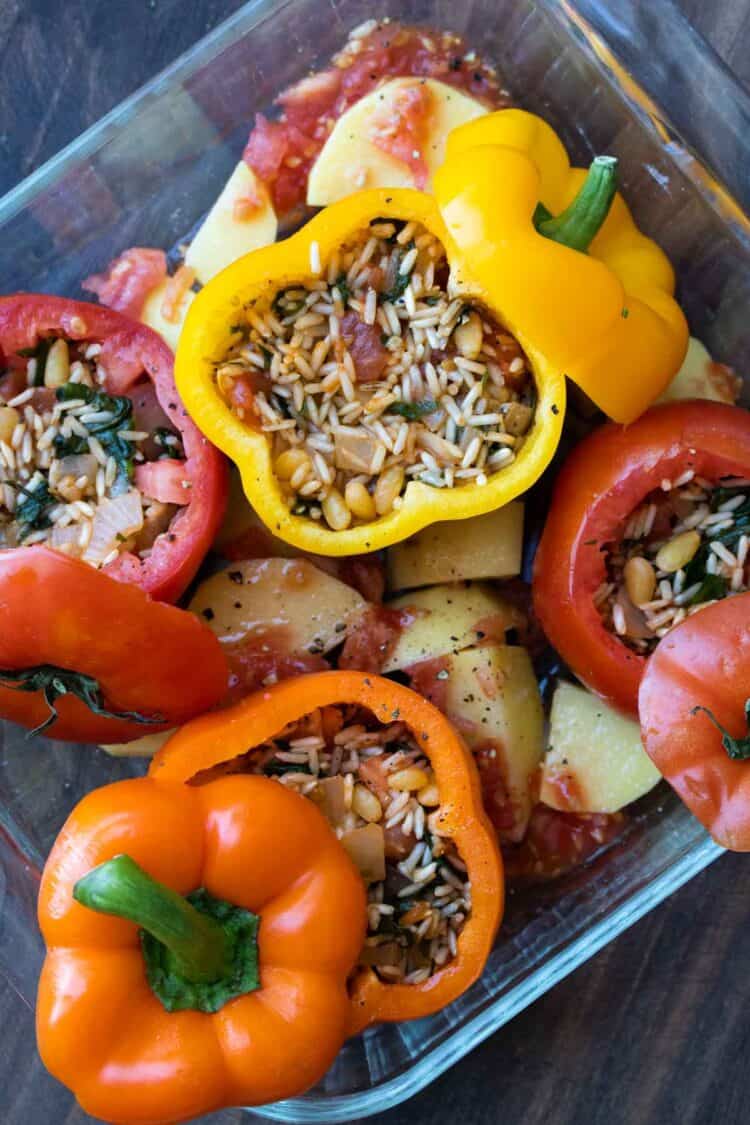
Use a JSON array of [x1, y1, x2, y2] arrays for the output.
[[37, 773, 366, 1123], [150, 669, 504, 1033], [175, 107, 686, 556]]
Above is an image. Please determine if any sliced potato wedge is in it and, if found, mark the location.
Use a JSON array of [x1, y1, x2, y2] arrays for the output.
[[383, 582, 521, 672], [387, 503, 523, 592], [185, 161, 277, 285], [540, 680, 661, 814], [657, 336, 741, 405], [188, 557, 367, 656], [140, 278, 195, 352], [307, 77, 487, 205], [442, 644, 544, 841]]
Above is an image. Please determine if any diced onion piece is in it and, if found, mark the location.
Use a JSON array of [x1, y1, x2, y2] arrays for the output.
[[57, 453, 98, 485], [340, 823, 386, 884], [49, 524, 83, 554], [312, 775, 348, 827], [83, 489, 143, 566]]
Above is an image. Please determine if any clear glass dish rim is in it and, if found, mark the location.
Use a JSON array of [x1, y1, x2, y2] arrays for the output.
[[0, 0, 740, 1118]]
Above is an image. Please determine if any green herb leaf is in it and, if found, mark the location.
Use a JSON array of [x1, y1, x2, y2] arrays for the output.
[[382, 242, 416, 303], [263, 759, 313, 777], [387, 399, 438, 421], [13, 478, 56, 539], [691, 698, 750, 760], [17, 338, 54, 385], [0, 663, 163, 737], [333, 273, 351, 305], [272, 288, 305, 318], [55, 382, 136, 487], [153, 427, 184, 459], [688, 573, 728, 605]]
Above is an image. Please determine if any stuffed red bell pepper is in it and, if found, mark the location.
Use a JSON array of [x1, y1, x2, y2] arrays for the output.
[[0, 294, 227, 602]]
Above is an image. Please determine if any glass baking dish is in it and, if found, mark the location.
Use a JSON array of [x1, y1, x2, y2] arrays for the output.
[[0, 0, 745, 1118]]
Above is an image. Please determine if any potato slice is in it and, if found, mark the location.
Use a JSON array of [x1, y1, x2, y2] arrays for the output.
[[540, 681, 661, 814], [100, 729, 175, 758], [387, 503, 523, 592], [185, 161, 278, 285], [140, 278, 195, 352], [657, 336, 741, 405], [442, 644, 544, 841], [188, 557, 367, 655], [307, 77, 486, 205], [383, 582, 521, 673]]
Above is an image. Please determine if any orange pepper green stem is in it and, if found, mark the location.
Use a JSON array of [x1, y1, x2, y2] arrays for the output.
[[149, 669, 504, 1034], [74, 854, 259, 1011], [36, 773, 366, 1123]]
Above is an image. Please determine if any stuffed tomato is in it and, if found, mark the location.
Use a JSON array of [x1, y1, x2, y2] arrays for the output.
[[0, 294, 227, 602]]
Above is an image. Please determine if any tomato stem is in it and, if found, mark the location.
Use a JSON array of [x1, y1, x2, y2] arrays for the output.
[[535, 155, 618, 253]]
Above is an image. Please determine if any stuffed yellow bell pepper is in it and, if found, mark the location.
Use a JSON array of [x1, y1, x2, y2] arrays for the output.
[[175, 108, 687, 556]]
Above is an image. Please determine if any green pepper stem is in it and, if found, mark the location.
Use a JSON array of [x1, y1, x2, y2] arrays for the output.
[[74, 854, 232, 984], [535, 155, 618, 252]]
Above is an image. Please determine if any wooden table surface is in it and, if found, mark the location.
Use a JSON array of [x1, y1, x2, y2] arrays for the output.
[[1, 2, 749, 1123]]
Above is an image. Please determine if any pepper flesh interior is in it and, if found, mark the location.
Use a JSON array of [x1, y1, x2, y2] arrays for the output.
[[189, 702, 471, 986], [214, 218, 534, 532]]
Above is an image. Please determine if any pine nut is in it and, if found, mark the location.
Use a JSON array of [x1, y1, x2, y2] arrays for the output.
[[345, 480, 376, 521], [453, 312, 483, 360], [374, 465, 404, 516], [0, 406, 20, 444], [44, 338, 70, 388], [274, 448, 310, 480], [352, 783, 382, 822], [322, 487, 351, 530], [655, 530, 701, 573], [389, 766, 430, 791], [417, 784, 440, 807], [623, 556, 656, 606]]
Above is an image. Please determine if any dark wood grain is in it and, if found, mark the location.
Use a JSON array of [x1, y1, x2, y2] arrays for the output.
[[2, 3, 750, 1124]]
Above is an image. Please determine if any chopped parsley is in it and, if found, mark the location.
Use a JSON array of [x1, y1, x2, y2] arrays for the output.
[[54, 382, 136, 488], [386, 399, 438, 421], [13, 478, 56, 540], [17, 338, 54, 385]]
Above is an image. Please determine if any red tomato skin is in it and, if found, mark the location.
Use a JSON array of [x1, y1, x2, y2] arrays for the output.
[[81, 247, 167, 319], [0, 548, 228, 742], [0, 295, 228, 603], [639, 591, 750, 850], [533, 402, 750, 716]]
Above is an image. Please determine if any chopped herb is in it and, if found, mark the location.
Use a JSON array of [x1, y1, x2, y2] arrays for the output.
[[55, 382, 136, 487], [621, 307, 630, 319], [423, 295, 440, 306], [17, 338, 54, 385], [380, 332, 390, 346], [14, 478, 56, 539], [0, 664, 162, 738], [381, 242, 415, 303], [153, 427, 184, 459], [386, 399, 437, 421], [334, 274, 351, 304], [688, 573, 728, 605], [264, 759, 312, 777], [691, 698, 750, 760], [272, 288, 306, 317]]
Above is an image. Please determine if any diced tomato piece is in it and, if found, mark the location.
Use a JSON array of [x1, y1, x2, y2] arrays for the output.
[[82, 248, 167, 320], [160, 265, 195, 325], [370, 82, 432, 188], [502, 803, 625, 882], [339, 605, 406, 673], [135, 459, 191, 506], [404, 656, 451, 713], [340, 312, 389, 382], [243, 114, 290, 182]]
